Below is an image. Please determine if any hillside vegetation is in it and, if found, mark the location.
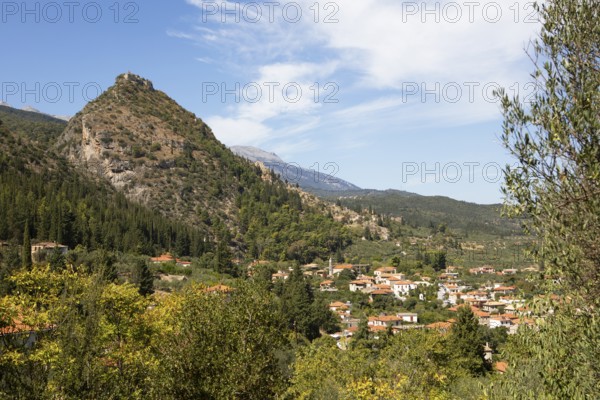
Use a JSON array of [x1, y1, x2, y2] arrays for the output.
[[317, 189, 523, 237]]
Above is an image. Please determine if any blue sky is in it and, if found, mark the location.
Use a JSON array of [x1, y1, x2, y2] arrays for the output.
[[2, 0, 541, 203]]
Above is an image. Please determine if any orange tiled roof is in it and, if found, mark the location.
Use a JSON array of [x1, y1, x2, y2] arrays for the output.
[[204, 284, 234, 293], [494, 286, 516, 291], [0, 318, 34, 335], [425, 321, 453, 330], [369, 325, 388, 332], [0, 315, 53, 335], [150, 253, 175, 262], [494, 361, 508, 373], [371, 289, 393, 295]]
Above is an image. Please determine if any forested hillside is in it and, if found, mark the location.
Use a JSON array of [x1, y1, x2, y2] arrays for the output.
[[0, 79, 352, 265], [0, 117, 205, 257], [317, 189, 523, 237], [0, 105, 66, 145]]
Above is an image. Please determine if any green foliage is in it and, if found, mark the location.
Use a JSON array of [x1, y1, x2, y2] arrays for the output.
[[287, 329, 475, 399], [131, 258, 154, 296], [239, 180, 352, 264], [0, 268, 290, 399], [448, 306, 488, 376], [152, 282, 288, 399], [0, 119, 207, 258], [496, 0, 600, 397], [431, 251, 447, 271], [280, 266, 335, 341], [0, 105, 66, 145], [318, 189, 523, 236]]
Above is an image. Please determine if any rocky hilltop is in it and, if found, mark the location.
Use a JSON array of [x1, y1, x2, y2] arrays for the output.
[[57, 73, 243, 225]]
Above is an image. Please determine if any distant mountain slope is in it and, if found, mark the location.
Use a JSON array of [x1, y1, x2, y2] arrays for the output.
[[0, 105, 67, 145], [230, 145, 361, 191], [316, 188, 522, 236], [0, 103, 71, 122]]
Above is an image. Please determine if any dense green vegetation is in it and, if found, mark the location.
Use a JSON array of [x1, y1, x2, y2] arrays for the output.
[[0, 105, 66, 145], [239, 178, 352, 263], [0, 265, 499, 399], [492, 0, 600, 397], [318, 189, 523, 237], [0, 119, 207, 259]]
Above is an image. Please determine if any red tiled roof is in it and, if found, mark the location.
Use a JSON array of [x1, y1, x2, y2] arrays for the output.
[[369, 325, 388, 332], [0, 318, 34, 335], [494, 286, 516, 291]]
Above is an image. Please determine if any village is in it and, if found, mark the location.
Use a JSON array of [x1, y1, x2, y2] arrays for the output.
[[268, 258, 539, 365]]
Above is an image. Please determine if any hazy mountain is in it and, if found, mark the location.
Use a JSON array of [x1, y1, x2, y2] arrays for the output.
[[0, 102, 71, 121], [230, 145, 361, 192]]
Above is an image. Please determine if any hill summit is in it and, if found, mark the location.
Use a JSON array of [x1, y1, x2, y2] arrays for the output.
[[57, 73, 235, 225], [56, 73, 351, 262]]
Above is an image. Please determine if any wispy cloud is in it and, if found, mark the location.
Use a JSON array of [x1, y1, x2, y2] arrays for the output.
[[176, 0, 539, 151]]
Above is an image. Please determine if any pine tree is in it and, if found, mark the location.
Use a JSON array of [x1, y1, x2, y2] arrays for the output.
[[351, 315, 371, 349]]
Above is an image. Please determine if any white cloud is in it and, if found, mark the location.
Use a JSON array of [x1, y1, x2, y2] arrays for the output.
[[206, 115, 272, 146], [177, 0, 540, 149]]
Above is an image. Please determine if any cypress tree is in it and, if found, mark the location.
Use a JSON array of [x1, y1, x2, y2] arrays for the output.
[[22, 223, 32, 268], [133, 259, 154, 296]]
